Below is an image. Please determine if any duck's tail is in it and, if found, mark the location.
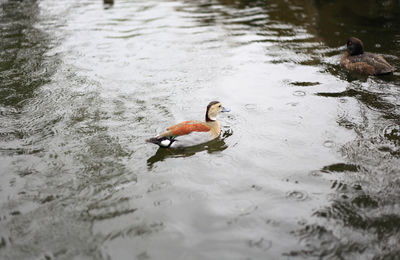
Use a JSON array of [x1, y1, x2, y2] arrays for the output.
[[146, 136, 174, 148], [145, 137, 159, 144]]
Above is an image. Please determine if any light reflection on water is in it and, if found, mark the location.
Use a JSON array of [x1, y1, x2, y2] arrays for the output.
[[0, 0, 399, 259]]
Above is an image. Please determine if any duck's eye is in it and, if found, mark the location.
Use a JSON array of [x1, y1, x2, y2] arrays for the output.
[[348, 41, 352, 46], [219, 105, 222, 108]]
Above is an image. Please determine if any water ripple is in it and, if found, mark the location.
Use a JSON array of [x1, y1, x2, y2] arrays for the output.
[[1, 0, 400, 259], [286, 190, 308, 201]]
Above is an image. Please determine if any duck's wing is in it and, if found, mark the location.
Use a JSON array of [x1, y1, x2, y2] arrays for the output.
[[159, 120, 210, 137], [367, 53, 395, 75], [340, 53, 375, 75]]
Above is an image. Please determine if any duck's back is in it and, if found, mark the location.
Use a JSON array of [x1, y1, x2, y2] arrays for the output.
[[340, 52, 394, 75]]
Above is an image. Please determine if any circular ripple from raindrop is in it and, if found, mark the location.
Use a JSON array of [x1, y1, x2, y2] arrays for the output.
[[232, 199, 258, 216], [286, 190, 308, 201], [381, 124, 400, 143], [309, 170, 322, 177], [323, 140, 335, 148], [188, 190, 209, 200], [244, 104, 257, 110], [153, 199, 172, 207], [293, 91, 306, 97]]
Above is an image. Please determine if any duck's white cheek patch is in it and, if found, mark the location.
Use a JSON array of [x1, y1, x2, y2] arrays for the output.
[[160, 139, 171, 147]]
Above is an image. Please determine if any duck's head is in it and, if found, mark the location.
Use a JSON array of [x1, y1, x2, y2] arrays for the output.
[[346, 37, 364, 56], [206, 101, 230, 122]]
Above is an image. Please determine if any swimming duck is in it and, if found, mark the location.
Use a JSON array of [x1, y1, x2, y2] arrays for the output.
[[340, 37, 395, 75], [146, 101, 230, 148]]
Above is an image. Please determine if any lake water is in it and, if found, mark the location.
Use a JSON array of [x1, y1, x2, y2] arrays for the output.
[[1, 0, 399, 259]]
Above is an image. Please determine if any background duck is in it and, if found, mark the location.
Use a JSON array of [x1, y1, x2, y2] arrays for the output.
[[340, 37, 395, 75], [146, 101, 230, 148]]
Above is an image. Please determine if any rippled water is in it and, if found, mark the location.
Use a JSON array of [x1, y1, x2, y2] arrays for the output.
[[1, 0, 399, 259]]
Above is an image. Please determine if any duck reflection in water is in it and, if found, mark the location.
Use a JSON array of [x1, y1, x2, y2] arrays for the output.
[[147, 129, 232, 170], [103, 0, 114, 9]]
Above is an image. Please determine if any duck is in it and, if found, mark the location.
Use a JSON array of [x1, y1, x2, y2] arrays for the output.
[[146, 101, 230, 148], [340, 37, 395, 75]]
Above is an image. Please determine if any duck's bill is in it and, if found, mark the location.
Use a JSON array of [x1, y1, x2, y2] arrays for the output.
[[221, 107, 230, 112]]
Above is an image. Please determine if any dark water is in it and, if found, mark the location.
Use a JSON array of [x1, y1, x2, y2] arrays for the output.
[[0, 0, 399, 259]]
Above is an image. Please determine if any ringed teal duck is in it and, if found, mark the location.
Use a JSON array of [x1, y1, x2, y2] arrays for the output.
[[146, 101, 230, 148], [340, 37, 395, 75]]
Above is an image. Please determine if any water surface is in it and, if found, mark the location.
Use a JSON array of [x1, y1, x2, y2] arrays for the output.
[[0, 0, 399, 259]]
